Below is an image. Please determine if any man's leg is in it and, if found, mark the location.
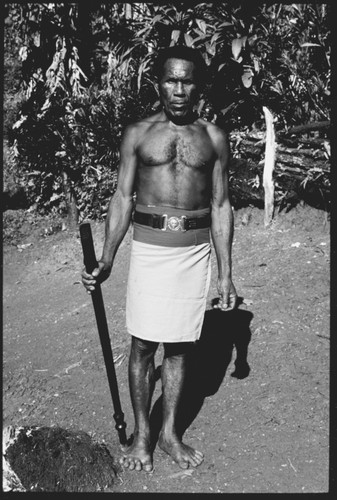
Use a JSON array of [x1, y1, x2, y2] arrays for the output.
[[158, 342, 204, 469], [119, 336, 158, 472]]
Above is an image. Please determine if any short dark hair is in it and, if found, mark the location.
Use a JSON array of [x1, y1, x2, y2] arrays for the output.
[[153, 45, 207, 87]]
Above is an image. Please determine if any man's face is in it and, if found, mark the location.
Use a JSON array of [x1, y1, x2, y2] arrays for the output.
[[158, 58, 199, 123]]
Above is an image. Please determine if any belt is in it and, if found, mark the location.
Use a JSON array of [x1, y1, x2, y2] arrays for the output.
[[133, 210, 211, 232]]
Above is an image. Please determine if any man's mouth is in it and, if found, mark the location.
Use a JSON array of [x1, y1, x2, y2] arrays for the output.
[[172, 102, 186, 108]]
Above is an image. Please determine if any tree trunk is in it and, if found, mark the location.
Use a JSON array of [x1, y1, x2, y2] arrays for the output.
[[61, 170, 79, 231], [125, 4, 133, 19], [282, 121, 330, 137], [77, 2, 91, 79], [262, 106, 276, 227]]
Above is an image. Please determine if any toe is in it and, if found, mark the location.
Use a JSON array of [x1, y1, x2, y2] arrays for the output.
[[128, 460, 136, 471], [177, 459, 189, 469], [186, 450, 203, 468], [135, 460, 143, 471], [188, 457, 198, 468], [143, 463, 153, 473]]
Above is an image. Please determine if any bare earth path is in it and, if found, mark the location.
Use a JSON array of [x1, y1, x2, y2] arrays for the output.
[[3, 205, 330, 493]]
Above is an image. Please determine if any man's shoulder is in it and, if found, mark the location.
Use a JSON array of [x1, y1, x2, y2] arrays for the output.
[[123, 112, 162, 139], [197, 119, 228, 152], [202, 119, 227, 140]]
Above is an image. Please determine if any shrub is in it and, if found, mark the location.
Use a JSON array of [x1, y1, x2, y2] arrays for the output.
[[11, 78, 150, 220]]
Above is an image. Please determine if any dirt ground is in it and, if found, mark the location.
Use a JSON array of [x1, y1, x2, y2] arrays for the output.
[[3, 204, 330, 493]]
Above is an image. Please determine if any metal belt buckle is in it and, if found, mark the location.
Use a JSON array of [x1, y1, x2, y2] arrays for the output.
[[161, 214, 187, 232], [161, 214, 168, 231]]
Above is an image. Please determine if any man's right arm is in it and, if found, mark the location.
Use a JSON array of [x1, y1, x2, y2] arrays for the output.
[[82, 124, 139, 293]]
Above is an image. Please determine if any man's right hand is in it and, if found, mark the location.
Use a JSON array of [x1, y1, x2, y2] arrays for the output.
[[81, 261, 111, 294]]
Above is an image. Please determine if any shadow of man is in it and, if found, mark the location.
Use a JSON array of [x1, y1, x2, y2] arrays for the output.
[[149, 300, 253, 446]]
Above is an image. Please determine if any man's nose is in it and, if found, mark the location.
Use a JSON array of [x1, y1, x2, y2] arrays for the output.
[[174, 82, 185, 95]]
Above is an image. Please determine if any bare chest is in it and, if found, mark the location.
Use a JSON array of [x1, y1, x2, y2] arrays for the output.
[[138, 129, 214, 170]]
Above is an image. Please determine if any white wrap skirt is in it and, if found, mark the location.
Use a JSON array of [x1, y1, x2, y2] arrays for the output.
[[126, 204, 212, 343]]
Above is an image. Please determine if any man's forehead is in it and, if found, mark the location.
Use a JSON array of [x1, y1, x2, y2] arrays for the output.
[[162, 57, 196, 77]]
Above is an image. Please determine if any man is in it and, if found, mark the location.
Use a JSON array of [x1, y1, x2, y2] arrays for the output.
[[82, 45, 237, 472]]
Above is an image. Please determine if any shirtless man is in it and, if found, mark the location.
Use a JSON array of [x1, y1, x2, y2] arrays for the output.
[[82, 46, 237, 472]]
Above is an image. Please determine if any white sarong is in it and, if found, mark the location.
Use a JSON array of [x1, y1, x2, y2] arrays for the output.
[[126, 240, 211, 343]]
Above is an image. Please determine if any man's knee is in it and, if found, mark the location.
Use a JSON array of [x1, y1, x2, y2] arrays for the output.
[[131, 336, 159, 359], [163, 341, 195, 359]]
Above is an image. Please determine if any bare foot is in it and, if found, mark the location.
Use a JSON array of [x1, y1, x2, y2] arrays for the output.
[[119, 434, 153, 472], [158, 432, 204, 469]]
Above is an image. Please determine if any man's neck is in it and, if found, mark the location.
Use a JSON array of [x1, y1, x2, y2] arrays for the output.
[[164, 109, 199, 126]]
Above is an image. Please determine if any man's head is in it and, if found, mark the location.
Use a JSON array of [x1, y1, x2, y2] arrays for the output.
[[153, 46, 207, 124], [154, 46, 207, 87]]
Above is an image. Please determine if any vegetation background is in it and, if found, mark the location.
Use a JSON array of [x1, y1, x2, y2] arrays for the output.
[[2, 3, 332, 493], [3, 2, 331, 230]]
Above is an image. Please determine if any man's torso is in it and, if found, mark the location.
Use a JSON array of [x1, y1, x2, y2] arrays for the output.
[[133, 113, 218, 210]]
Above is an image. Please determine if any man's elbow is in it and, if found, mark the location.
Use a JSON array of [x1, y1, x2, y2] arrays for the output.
[[211, 197, 233, 213], [113, 188, 134, 205]]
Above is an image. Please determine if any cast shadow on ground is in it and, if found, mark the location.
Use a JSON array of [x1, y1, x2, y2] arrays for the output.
[[149, 298, 253, 448]]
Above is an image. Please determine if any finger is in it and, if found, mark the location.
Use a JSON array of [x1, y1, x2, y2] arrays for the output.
[[226, 295, 237, 311], [91, 267, 101, 278], [221, 294, 236, 311], [225, 303, 234, 311], [230, 293, 238, 307], [215, 300, 228, 311], [221, 293, 229, 309], [82, 270, 93, 279], [82, 278, 96, 287], [213, 295, 227, 310]]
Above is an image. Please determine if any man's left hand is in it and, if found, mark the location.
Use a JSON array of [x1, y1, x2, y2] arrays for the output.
[[214, 277, 238, 311]]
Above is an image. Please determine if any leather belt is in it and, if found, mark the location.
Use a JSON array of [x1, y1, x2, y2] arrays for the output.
[[133, 211, 211, 232]]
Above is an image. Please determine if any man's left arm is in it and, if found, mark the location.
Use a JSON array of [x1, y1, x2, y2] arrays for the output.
[[210, 127, 238, 311]]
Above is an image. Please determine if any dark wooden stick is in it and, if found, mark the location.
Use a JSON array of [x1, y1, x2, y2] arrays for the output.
[[80, 222, 127, 445]]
